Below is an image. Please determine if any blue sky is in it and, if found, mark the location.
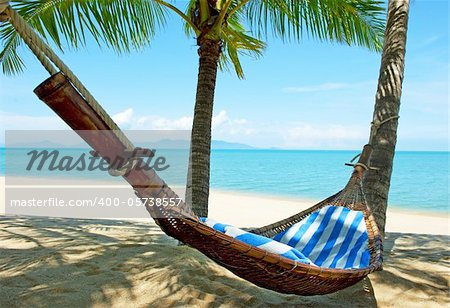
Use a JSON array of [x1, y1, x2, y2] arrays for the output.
[[0, 0, 448, 150]]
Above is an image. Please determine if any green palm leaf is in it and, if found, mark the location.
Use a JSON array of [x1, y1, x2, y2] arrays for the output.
[[220, 5, 266, 79], [1, 0, 386, 76], [245, 0, 385, 50], [0, 0, 167, 75], [183, 0, 385, 77]]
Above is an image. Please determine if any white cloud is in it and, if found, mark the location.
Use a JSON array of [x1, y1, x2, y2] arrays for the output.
[[212, 110, 229, 129], [151, 116, 193, 130], [282, 124, 366, 149], [0, 110, 70, 145], [112, 108, 133, 126], [112, 108, 252, 136], [0, 111, 68, 131], [210, 110, 254, 137], [2, 108, 442, 150], [109, 108, 369, 149], [111, 108, 192, 130], [130, 114, 192, 130]]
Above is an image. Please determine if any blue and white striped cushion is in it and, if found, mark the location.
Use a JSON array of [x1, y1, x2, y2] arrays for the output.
[[200, 218, 314, 265], [201, 205, 370, 270], [274, 206, 370, 269]]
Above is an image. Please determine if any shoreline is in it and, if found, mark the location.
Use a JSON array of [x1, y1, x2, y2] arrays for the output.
[[1, 176, 448, 235], [208, 189, 449, 235], [1, 175, 447, 215], [210, 187, 449, 217]]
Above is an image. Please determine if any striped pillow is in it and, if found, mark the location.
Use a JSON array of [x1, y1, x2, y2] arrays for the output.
[[201, 218, 314, 265], [274, 205, 370, 269], [200, 205, 370, 270]]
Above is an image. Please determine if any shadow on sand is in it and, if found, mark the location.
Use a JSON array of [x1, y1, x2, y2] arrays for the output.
[[0, 216, 447, 307]]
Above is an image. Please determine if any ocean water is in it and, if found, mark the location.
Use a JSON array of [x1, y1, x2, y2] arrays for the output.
[[0, 148, 448, 212], [1, 148, 189, 186], [211, 150, 449, 213]]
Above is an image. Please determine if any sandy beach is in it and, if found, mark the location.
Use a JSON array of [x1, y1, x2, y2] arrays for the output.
[[0, 176, 448, 307], [1, 0, 448, 306]]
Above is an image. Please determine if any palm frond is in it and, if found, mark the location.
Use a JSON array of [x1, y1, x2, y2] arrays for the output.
[[183, 0, 384, 78], [0, 0, 167, 75], [245, 0, 385, 51], [184, 0, 197, 38], [220, 10, 266, 79]]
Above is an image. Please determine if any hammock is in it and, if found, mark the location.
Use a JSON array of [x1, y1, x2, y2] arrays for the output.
[[1, 4, 387, 295]]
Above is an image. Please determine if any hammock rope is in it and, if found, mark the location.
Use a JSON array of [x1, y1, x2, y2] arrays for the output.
[[345, 115, 400, 170], [369, 115, 400, 144], [1, 3, 134, 150]]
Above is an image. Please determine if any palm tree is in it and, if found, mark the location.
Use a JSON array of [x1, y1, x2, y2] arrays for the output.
[[181, 0, 386, 217], [363, 0, 410, 234], [1, 0, 386, 218]]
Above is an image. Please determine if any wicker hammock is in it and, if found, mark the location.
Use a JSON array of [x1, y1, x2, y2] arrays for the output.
[[2, 4, 383, 296], [153, 186, 382, 296], [33, 72, 383, 296], [145, 148, 383, 296]]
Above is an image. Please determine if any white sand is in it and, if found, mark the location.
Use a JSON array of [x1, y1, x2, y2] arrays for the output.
[[0, 176, 449, 307], [209, 189, 449, 235]]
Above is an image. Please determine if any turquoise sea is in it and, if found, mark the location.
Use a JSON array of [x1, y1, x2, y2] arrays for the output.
[[1, 148, 448, 213]]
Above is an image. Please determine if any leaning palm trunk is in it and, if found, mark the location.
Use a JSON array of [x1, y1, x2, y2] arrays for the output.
[[363, 0, 410, 234], [189, 39, 221, 217]]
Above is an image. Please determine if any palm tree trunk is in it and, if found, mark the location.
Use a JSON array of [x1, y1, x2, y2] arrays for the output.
[[188, 39, 221, 218], [363, 0, 410, 235]]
